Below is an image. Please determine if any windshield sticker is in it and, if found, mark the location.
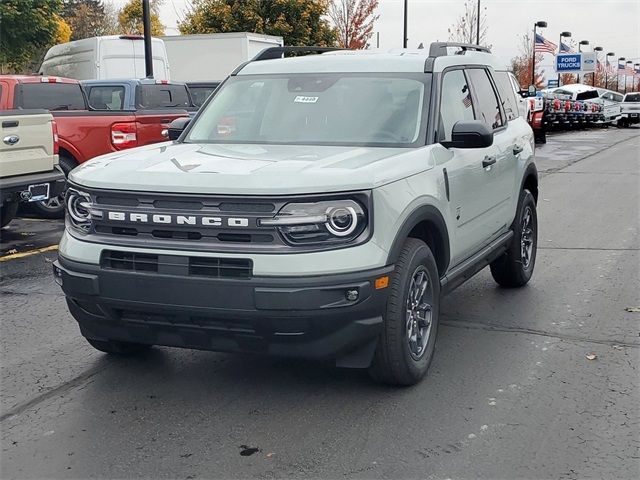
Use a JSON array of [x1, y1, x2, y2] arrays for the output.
[[294, 96, 319, 104]]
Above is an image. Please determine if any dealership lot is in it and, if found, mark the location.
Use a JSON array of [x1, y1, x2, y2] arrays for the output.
[[1, 128, 639, 479]]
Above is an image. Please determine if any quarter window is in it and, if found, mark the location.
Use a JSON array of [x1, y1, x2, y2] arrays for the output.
[[438, 69, 475, 142], [466, 69, 504, 130], [493, 71, 519, 121], [87, 86, 125, 110]]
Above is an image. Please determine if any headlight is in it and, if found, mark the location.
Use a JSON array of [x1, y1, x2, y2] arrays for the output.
[[260, 200, 368, 245], [65, 188, 93, 233]]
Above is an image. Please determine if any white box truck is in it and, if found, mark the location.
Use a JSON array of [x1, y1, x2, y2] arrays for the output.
[[161, 32, 283, 82], [39, 35, 170, 81]]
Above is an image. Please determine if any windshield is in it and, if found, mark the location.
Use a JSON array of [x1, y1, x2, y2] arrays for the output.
[[185, 73, 429, 147], [624, 93, 640, 102]]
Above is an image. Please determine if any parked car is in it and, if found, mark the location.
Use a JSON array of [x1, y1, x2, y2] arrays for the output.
[[0, 75, 190, 217], [619, 92, 640, 127], [0, 110, 65, 227], [39, 35, 170, 81], [82, 78, 196, 114], [54, 43, 538, 386], [549, 84, 621, 125], [162, 32, 282, 83], [186, 82, 221, 108]]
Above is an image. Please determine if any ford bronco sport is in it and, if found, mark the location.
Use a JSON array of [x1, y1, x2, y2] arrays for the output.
[[53, 44, 538, 385]]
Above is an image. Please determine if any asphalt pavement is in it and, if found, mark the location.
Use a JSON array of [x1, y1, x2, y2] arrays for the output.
[[1, 127, 639, 479]]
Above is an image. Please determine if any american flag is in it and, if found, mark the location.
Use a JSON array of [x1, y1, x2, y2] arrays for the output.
[[559, 42, 574, 54], [620, 63, 634, 75], [462, 92, 472, 108], [606, 59, 616, 75], [535, 34, 557, 54]]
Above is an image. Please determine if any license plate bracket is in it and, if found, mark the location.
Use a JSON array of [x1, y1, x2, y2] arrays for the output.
[[28, 183, 50, 202]]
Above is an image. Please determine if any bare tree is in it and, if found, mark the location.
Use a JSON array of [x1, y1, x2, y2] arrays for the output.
[[510, 32, 544, 89], [447, 0, 490, 48], [328, 0, 379, 49]]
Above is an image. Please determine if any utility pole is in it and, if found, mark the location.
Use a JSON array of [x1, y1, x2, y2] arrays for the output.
[[476, 0, 481, 45], [403, 0, 408, 48], [142, 0, 154, 78]]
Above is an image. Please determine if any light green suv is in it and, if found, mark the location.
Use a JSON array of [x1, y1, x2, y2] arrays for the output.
[[54, 43, 538, 385]]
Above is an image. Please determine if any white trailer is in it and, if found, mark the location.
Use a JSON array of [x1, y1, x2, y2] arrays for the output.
[[161, 32, 284, 82], [39, 35, 170, 81]]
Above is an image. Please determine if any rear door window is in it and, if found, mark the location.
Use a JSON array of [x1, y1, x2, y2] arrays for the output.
[[17, 83, 86, 110], [466, 69, 505, 130], [493, 71, 520, 121], [87, 86, 125, 110], [139, 84, 191, 109], [438, 69, 476, 142], [625, 93, 640, 102]]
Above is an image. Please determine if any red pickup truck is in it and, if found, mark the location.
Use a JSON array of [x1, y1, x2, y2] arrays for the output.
[[0, 75, 189, 217]]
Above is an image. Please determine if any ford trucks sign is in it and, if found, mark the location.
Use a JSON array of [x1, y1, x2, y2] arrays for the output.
[[556, 53, 596, 73]]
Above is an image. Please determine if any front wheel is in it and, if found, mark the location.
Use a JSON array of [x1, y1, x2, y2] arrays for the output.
[[369, 238, 440, 386], [490, 189, 538, 287]]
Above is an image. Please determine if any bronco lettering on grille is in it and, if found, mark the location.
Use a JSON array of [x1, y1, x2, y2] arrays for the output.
[[106, 211, 249, 227]]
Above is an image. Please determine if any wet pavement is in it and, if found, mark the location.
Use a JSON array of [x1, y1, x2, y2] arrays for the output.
[[1, 127, 639, 479]]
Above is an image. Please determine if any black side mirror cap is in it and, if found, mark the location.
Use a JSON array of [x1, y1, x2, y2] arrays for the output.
[[441, 120, 494, 149], [168, 117, 191, 141]]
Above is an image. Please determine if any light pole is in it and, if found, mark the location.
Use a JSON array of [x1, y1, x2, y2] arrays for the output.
[[557, 31, 571, 86], [531, 21, 547, 86], [577, 40, 589, 83], [403, 0, 408, 48], [592, 46, 603, 86], [617, 57, 625, 92], [625, 61, 633, 93], [142, 0, 153, 78], [476, 0, 481, 45], [605, 52, 615, 89]]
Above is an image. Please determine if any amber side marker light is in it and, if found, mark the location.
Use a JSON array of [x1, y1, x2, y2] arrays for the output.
[[375, 276, 389, 289]]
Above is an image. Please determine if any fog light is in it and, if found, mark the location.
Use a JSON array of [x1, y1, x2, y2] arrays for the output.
[[345, 289, 359, 302], [53, 266, 63, 286]]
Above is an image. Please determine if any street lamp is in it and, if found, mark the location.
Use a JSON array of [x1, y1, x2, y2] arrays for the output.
[[635, 63, 640, 92], [531, 21, 548, 86], [557, 31, 571, 86], [605, 52, 615, 89], [403, 0, 408, 48], [625, 61, 633, 93], [592, 46, 603, 86], [577, 40, 589, 83], [617, 57, 626, 92]]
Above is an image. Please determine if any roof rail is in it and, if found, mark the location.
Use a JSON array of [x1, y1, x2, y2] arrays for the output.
[[428, 42, 491, 57], [252, 46, 345, 61]]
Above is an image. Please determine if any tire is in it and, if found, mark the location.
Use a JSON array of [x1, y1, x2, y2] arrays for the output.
[[490, 189, 538, 287], [86, 338, 151, 355], [369, 238, 440, 386], [1, 201, 19, 228], [28, 154, 76, 219]]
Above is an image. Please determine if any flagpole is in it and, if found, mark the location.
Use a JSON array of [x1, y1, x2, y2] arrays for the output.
[[558, 31, 571, 87]]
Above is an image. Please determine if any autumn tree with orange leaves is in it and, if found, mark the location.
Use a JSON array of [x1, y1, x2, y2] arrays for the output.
[[510, 32, 545, 89], [328, 0, 379, 49]]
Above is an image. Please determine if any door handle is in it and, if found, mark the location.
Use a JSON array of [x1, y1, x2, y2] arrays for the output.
[[482, 156, 496, 168], [513, 144, 524, 155]]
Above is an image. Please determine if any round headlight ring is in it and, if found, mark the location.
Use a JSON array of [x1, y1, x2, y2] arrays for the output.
[[67, 189, 92, 224], [325, 206, 358, 237]]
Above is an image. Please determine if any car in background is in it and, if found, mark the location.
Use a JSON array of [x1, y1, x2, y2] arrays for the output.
[[82, 78, 196, 114], [0, 75, 190, 217], [0, 110, 65, 227], [187, 82, 221, 108], [549, 84, 621, 125], [39, 35, 170, 81], [619, 92, 640, 127]]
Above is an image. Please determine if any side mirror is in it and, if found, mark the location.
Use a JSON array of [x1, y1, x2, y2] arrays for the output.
[[167, 117, 191, 141], [442, 121, 494, 149], [528, 85, 537, 96]]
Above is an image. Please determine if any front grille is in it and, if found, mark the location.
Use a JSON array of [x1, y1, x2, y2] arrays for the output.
[[101, 250, 253, 279]]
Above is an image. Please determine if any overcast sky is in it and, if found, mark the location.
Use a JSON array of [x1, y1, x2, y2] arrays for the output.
[[108, 0, 640, 64]]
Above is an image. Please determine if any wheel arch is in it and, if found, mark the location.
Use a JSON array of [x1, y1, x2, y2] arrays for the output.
[[386, 205, 450, 277], [521, 163, 538, 203]]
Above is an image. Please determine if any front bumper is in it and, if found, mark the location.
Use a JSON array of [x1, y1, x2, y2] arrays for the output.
[[621, 112, 640, 123], [1, 168, 65, 203], [54, 255, 393, 363]]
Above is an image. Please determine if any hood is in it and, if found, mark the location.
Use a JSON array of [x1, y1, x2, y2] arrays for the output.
[[70, 142, 430, 195]]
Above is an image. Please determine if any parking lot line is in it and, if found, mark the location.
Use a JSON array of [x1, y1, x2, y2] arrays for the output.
[[0, 244, 58, 262]]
